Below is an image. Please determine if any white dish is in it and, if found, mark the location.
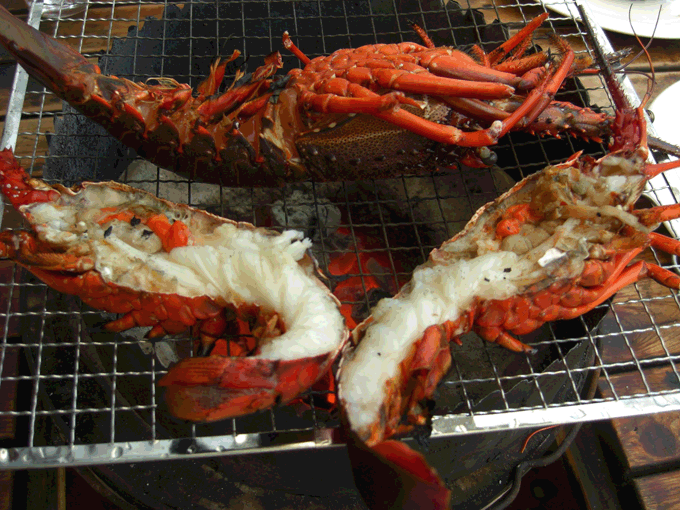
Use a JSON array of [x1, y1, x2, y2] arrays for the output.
[[542, 0, 680, 39], [647, 80, 680, 237], [650, 80, 680, 147]]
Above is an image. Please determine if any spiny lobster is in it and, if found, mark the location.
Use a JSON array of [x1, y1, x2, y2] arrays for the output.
[[0, 6, 611, 185], [337, 35, 680, 510], [0, 149, 349, 420]]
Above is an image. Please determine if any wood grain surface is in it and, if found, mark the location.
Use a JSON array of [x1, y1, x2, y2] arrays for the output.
[[634, 470, 680, 510]]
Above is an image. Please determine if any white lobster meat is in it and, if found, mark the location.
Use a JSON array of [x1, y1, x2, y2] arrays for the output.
[[0, 149, 349, 420]]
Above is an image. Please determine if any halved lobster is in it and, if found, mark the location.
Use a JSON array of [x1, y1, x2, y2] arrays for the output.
[[0, 6, 611, 185], [0, 149, 349, 420], [337, 39, 680, 510]]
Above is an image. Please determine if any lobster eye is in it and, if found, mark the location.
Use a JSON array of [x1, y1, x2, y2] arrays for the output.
[[645, 108, 655, 123]]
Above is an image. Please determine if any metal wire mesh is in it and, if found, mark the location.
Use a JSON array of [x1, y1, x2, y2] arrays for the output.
[[1, 0, 679, 469]]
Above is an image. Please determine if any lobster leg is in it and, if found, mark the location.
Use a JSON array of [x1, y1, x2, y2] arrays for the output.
[[299, 83, 417, 115], [649, 231, 680, 256], [416, 13, 550, 86], [487, 13, 549, 65], [476, 327, 535, 353], [347, 67, 515, 99], [8, 245, 227, 338], [474, 249, 649, 351], [494, 42, 548, 75], [398, 323, 453, 428], [441, 96, 611, 141], [635, 203, 680, 226], [561, 259, 680, 320], [362, 52, 581, 148], [374, 108, 505, 146], [415, 50, 527, 87], [0, 231, 94, 272], [520, 45, 576, 127]]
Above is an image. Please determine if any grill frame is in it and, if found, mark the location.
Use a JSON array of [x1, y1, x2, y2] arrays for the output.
[[1, 0, 680, 470]]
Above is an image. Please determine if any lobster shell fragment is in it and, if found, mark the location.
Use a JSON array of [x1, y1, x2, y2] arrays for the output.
[[0, 6, 611, 185], [0, 149, 349, 420]]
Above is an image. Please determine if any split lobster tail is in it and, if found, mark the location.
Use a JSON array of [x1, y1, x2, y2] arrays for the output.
[[338, 26, 680, 509], [0, 149, 349, 420]]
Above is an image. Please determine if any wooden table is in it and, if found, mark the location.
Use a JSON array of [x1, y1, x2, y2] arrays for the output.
[[1, 1, 680, 509]]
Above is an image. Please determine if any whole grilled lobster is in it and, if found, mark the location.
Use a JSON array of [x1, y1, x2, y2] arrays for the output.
[[337, 36, 680, 510], [0, 149, 349, 420], [0, 6, 611, 185]]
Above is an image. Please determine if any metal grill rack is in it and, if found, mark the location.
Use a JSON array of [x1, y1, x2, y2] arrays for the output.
[[1, 0, 680, 471]]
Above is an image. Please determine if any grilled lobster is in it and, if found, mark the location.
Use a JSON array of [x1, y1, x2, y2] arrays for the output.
[[338, 40, 680, 510], [0, 150, 349, 420], [0, 6, 611, 185]]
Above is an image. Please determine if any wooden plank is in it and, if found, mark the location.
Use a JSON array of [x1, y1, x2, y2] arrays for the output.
[[606, 411, 680, 472], [0, 63, 90, 118], [634, 470, 680, 510], [0, 338, 19, 437], [592, 235, 680, 365], [598, 283, 680, 365], [0, 471, 13, 510], [25, 468, 63, 510], [0, 4, 167, 58], [10, 115, 51, 175], [562, 422, 626, 509], [598, 366, 680, 472], [39, 4, 166, 55], [599, 363, 680, 401], [0, 338, 19, 510]]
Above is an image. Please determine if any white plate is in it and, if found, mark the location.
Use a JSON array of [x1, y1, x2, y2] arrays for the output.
[[542, 0, 680, 39], [647, 80, 680, 237], [650, 80, 680, 147]]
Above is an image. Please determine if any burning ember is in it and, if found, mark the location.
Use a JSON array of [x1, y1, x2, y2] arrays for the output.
[[327, 226, 407, 329]]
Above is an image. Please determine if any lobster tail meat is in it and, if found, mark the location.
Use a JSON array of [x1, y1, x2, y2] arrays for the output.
[[0, 149, 349, 420], [0, 6, 613, 184]]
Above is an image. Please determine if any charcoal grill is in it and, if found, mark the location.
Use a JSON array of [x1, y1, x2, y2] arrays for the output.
[[1, 0, 679, 508]]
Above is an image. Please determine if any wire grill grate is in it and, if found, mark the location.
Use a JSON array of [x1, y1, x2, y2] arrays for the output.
[[1, 0, 679, 469]]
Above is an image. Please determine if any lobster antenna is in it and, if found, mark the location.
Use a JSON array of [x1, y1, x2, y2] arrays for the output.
[[627, 4, 656, 108], [577, 3, 633, 112], [614, 6, 661, 75]]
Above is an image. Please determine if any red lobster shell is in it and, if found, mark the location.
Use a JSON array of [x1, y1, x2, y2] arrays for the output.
[[0, 7, 611, 185], [0, 150, 349, 420], [337, 43, 680, 509]]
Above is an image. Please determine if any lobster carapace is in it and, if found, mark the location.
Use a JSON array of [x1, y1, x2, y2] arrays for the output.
[[0, 6, 611, 185]]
